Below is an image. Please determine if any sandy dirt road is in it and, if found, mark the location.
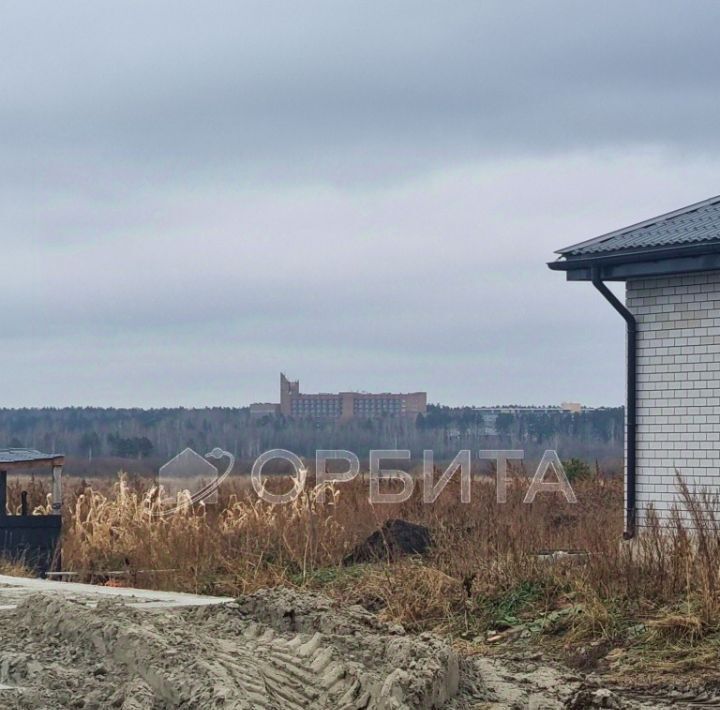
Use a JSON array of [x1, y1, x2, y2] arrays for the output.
[[0, 576, 706, 709]]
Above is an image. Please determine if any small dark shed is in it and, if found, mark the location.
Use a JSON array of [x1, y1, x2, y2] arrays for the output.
[[0, 449, 64, 575]]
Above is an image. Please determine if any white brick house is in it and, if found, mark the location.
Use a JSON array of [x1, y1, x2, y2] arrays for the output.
[[549, 196, 720, 536]]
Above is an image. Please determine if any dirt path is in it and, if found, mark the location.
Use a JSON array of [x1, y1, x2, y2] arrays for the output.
[[0, 582, 711, 708]]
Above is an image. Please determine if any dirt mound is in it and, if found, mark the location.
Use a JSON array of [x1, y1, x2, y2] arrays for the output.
[[0, 587, 682, 709], [202, 587, 466, 706], [344, 520, 433, 565], [0, 589, 473, 709], [230, 585, 388, 634]]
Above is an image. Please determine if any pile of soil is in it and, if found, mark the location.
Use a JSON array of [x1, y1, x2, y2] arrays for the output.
[[0, 586, 703, 708], [344, 519, 433, 565], [0, 588, 474, 709]]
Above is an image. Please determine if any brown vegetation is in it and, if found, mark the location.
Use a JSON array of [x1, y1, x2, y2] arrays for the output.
[[6, 471, 720, 683]]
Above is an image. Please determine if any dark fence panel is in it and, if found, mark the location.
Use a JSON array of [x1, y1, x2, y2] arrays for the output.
[[0, 516, 61, 576]]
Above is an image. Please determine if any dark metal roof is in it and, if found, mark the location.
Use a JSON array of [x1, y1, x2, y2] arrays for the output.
[[0, 449, 63, 465], [557, 195, 720, 257], [549, 195, 720, 281]]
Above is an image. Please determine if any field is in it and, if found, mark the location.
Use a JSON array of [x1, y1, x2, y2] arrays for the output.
[[6, 470, 720, 705]]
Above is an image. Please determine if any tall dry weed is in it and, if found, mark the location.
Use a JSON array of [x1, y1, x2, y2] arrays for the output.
[[16, 468, 720, 646]]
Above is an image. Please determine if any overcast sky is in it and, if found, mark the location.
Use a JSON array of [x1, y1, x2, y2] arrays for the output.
[[2, 1, 720, 408]]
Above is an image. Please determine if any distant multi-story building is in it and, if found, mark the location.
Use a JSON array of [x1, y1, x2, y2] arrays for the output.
[[471, 402, 584, 415], [262, 373, 427, 421], [248, 402, 281, 418], [467, 402, 586, 435]]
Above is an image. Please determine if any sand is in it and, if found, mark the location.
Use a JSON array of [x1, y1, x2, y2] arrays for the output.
[[0, 585, 701, 709]]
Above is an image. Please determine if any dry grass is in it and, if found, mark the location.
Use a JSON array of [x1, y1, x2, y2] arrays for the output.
[[50, 474, 621, 598], [6, 469, 720, 680], [0, 558, 34, 578]]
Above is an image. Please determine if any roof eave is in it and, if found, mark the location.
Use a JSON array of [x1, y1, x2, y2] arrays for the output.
[[548, 242, 720, 282], [0, 456, 65, 470]]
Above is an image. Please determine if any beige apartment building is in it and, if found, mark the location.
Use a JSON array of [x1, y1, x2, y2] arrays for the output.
[[274, 374, 427, 421]]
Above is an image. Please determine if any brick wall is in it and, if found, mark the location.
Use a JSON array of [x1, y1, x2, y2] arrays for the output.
[[627, 271, 720, 525]]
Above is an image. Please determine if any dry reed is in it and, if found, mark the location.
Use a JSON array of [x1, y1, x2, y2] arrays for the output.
[[6, 469, 720, 674]]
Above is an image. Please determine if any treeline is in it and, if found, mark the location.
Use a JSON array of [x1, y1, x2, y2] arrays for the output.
[[0, 408, 247, 462], [0, 406, 623, 468], [418, 405, 622, 444]]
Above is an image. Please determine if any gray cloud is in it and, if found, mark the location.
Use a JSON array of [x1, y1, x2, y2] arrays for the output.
[[3, 1, 720, 186], [1, 2, 720, 406]]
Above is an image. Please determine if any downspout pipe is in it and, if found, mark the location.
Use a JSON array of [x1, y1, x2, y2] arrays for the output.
[[591, 267, 636, 539]]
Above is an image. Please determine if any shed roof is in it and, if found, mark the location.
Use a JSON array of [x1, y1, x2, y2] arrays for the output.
[[549, 195, 720, 281], [0, 449, 64, 468]]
